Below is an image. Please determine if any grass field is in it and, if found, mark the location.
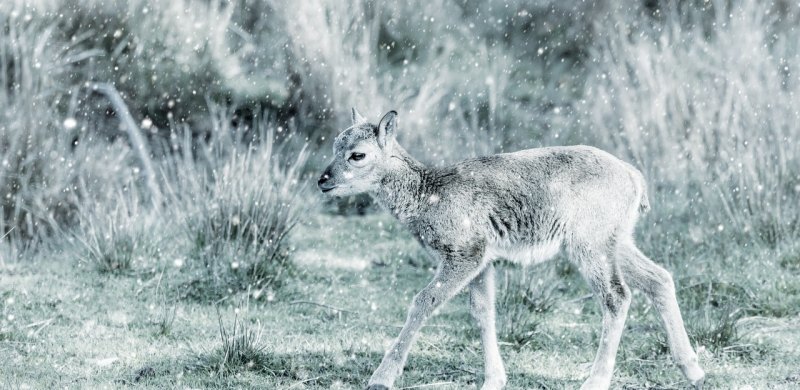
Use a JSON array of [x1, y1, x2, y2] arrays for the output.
[[2, 0, 800, 389], [2, 212, 799, 389]]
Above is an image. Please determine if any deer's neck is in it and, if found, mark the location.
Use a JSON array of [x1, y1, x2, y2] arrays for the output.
[[374, 146, 429, 222]]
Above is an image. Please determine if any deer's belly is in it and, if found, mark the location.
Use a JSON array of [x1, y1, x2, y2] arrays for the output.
[[485, 239, 562, 266]]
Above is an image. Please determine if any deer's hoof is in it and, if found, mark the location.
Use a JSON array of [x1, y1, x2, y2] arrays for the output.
[[691, 376, 705, 390]]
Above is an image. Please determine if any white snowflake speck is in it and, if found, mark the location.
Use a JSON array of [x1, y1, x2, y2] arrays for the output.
[[63, 117, 77, 130]]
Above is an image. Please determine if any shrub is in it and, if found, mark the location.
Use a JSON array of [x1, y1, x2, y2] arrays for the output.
[[0, 10, 101, 240], [275, 0, 596, 162], [495, 264, 560, 350], [154, 302, 177, 337], [580, 0, 800, 247], [1, 0, 296, 242], [686, 306, 773, 362], [168, 112, 310, 299], [188, 312, 270, 375], [187, 311, 304, 378], [5, 0, 289, 129], [779, 249, 800, 272], [72, 184, 161, 274]]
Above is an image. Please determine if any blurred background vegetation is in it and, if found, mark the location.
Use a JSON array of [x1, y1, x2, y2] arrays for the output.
[[0, 0, 797, 309], [1, 0, 799, 387]]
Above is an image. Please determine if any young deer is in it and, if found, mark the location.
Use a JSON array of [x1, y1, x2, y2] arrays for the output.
[[318, 109, 705, 390]]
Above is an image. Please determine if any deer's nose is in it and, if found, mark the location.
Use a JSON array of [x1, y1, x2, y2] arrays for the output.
[[318, 172, 335, 192]]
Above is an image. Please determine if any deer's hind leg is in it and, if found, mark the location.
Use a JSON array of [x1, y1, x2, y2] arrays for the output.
[[618, 240, 705, 388], [570, 240, 632, 390]]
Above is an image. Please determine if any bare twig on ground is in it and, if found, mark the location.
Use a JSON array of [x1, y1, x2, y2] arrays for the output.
[[400, 382, 456, 389], [288, 300, 359, 314], [566, 293, 594, 303], [284, 375, 327, 389]]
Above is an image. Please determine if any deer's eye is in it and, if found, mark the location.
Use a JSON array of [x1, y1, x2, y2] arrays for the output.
[[349, 152, 366, 161]]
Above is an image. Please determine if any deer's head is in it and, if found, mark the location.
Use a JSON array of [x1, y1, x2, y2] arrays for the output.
[[318, 109, 398, 196]]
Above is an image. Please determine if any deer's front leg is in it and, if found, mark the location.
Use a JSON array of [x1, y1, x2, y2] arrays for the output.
[[469, 263, 506, 390], [367, 253, 485, 389]]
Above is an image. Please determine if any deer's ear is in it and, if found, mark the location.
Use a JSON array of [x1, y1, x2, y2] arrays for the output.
[[376, 110, 397, 149], [351, 107, 367, 125]]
